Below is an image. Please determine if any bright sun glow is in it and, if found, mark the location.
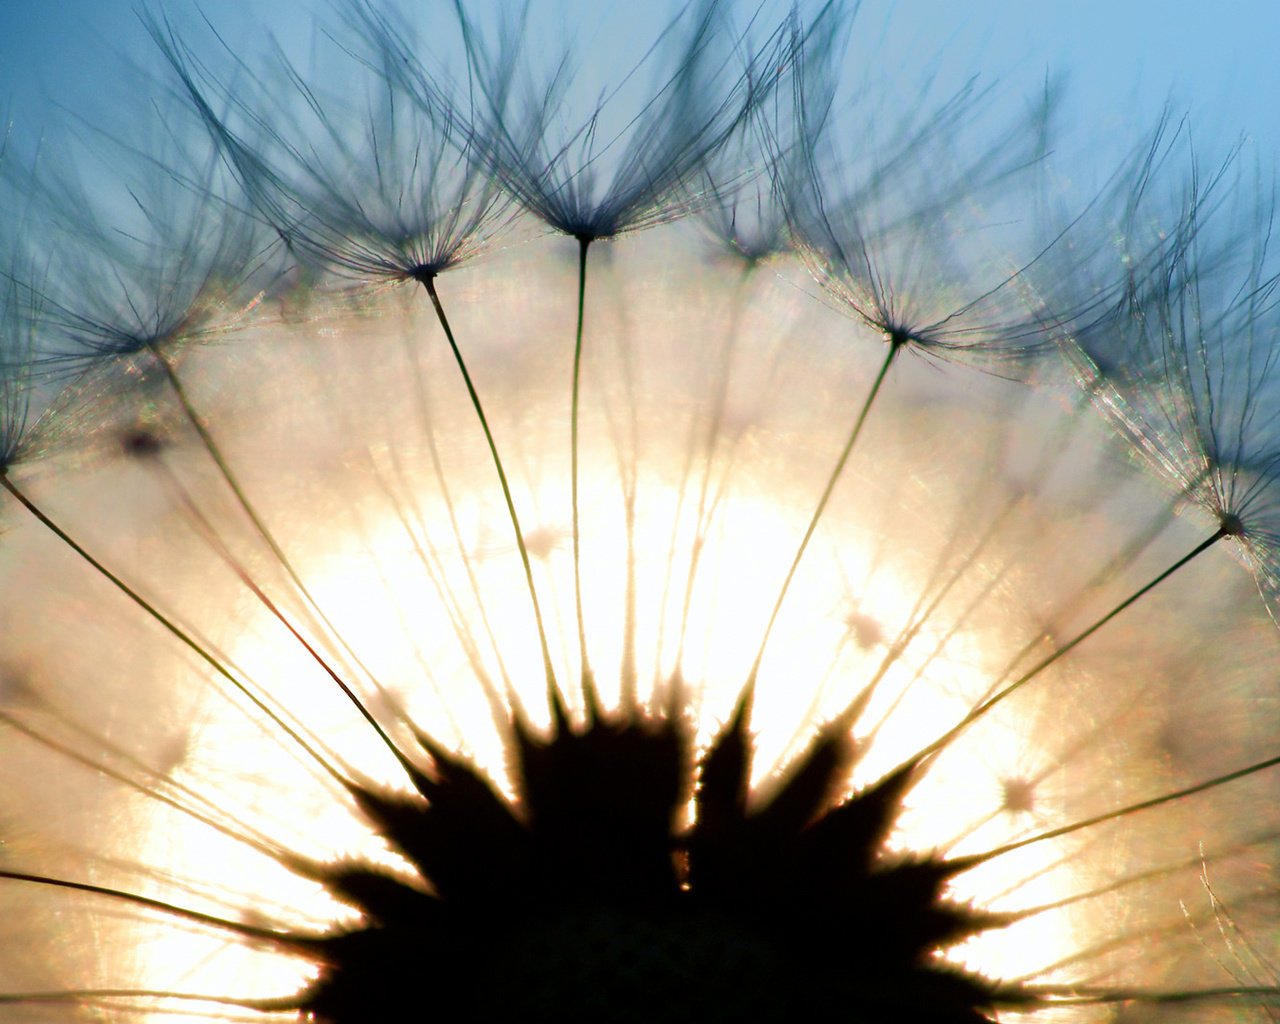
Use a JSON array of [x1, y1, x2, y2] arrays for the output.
[[128, 355, 1094, 1005]]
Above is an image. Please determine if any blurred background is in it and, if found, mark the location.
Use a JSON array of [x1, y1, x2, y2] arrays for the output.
[[1, 0, 1275, 168]]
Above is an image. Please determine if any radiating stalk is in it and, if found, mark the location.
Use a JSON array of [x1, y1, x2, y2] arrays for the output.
[[919, 526, 1230, 763], [742, 338, 902, 700], [421, 273, 562, 718], [570, 234, 596, 713], [970, 747, 1280, 865], [0, 472, 349, 787], [0, 870, 300, 945], [149, 347, 377, 690], [154, 461, 421, 781]]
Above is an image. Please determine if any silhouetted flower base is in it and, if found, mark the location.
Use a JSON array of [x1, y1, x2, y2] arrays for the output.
[[298, 706, 999, 1023]]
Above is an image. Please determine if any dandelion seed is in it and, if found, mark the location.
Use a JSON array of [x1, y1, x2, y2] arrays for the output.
[[394, 0, 794, 704], [1, 4, 1279, 1024], [1066, 134, 1280, 626], [155, 4, 568, 717]]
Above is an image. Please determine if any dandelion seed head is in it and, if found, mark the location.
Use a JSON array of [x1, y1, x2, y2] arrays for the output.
[[1, 3, 1280, 1023], [438, 0, 792, 244]]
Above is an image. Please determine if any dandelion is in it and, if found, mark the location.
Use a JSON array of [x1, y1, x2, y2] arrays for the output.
[[1065, 128, 1280, 624], [1, 4, 1279, 1024], [382, 0, 793, 698]]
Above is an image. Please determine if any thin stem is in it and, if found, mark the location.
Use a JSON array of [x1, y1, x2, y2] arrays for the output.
[[0, 709, 283, 863], [851, 490, 1019, 737], [0, 990, 290, 1013], [0, 870, 304, 947], [743, 339, 901, 698], [0, 472, 348, 788], [151, 348, 377, 696], [571, 234, 596, 712], [666, 262, 755, 672], [420, 274, 562, 716], [368, 444, 515, 728], [390, 328, 516, 714], [156, 461, 420, 781], [916, 527, 1228, 764], [1010, 829, 1280, 921], [969, 748, 1280, 867], [980, 485, 1186, 701], [1025, 985, 1280, 1007]]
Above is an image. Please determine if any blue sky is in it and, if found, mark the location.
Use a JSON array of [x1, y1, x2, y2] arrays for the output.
[[0, 1, 1275, 180]]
